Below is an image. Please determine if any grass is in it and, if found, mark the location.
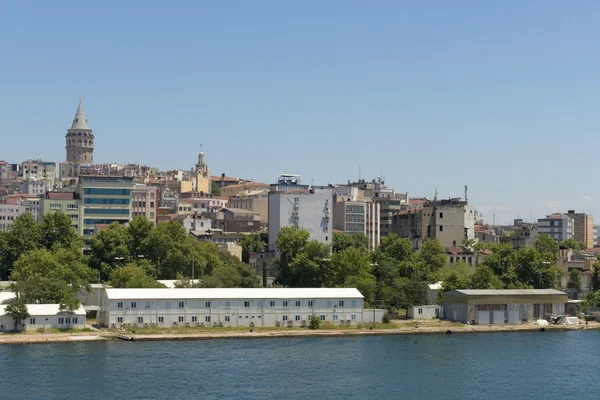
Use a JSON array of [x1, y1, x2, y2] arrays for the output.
[[29, 328, 94, 334]]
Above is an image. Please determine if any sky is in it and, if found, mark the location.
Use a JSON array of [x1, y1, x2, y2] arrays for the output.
[[1, 1, 600, 225]]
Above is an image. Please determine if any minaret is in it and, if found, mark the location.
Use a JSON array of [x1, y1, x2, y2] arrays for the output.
[[65, 97, 94, 164]]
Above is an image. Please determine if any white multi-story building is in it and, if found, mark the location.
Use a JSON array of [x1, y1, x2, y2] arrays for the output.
[[0, 195, 40, 230], [99, 288, 364, 328], [132, 184, 158, 224], [538, 214, 574, 243], [19, 179, 51, 198], [268, 187, 333, 252]]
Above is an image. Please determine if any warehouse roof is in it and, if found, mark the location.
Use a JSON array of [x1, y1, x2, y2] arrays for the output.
[[445, 289, 566, 296], [0, 303, 86, 316], [105, 288, 364, 300]]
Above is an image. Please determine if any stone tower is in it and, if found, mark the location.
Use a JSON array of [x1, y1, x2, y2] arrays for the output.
[[195, 146, 211, 193], [65, 97, 94, 164]]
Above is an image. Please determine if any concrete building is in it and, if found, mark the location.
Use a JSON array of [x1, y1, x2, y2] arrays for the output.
[[0, 195, 41, 230], [227, 190, 269, 223], [426, 282, 443, 305], [211, 174, 242, 190], [268, 187, 333, 252], [407, 305, 443, 319], [177, 198, 228, 215], [132, 184, 158, 225], [160, 213, 212, 233], [99, 288, 364, 328], [211, 208, 262, 233], [270, 174, 309, 192], [332, 195, 380, 249], [40, 192, 83, 235], [65, 97, 94, 165], [0, 302, 86, 331], [21, 160, 56, 189], [190, 229, 244, 245], [392, 196, 476, 249], [567, 210, 594, 249], [538, 214, 574, 243], [221, 182, 271, 199], [443, 289, 568, 324], [19, 179, 51, 198], [77, 175, 135, 237]]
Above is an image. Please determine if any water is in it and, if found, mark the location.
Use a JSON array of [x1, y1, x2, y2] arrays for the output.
[[1, 331, 599, 399]]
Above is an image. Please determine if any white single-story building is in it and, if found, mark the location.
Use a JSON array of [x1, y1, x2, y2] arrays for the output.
[[0, 303, 86, 331], [407, 305, 443, 319], [426, 282, 442, 305], [99, 288, 364, 328]]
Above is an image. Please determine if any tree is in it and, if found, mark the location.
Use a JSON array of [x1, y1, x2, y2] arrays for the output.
[[469, 266, 504, 289], [534, 234, 559, 264], [417, 239, 447, 280], [275, 227, 310, 285], [567, 270, 583, 298], [284, 241, 331, 287], [5, 298, 29, 331], [375, 234, 413, 264], [262, 261, 267, 287], [559, 238, 586, 250], [127, 217, 155, 257], [0, 213, 41, 279], [388, 278, 427, 315], [10, 247, 93, 311], [332, 232, 369, 253], [343, 274, 376, 305], [240, 233, 264, 263], [592, 259, 600, 292], [329, 246, 372, 287], [382, 311, 391, 324], [309, 314, 321, 330], [108, 263, 165, 288], [211, 181, 221, 196], [40, 212, 81, 251], [88, 223, 132, 280], [514, 247, 562, 289]]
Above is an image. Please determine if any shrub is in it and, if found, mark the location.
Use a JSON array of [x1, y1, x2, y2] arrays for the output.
[[382, 311, 391, 324], [309, 315, 321, 330], [36, 328, 45, 333]]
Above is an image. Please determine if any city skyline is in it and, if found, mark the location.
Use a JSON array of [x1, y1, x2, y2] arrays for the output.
[[2, 1, 600, 224]]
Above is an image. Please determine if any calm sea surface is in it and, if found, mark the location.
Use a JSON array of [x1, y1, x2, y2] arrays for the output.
[[1, 331, 599, 399]]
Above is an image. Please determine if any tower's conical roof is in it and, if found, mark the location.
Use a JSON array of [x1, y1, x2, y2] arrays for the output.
[[70, 97, 90, 130]]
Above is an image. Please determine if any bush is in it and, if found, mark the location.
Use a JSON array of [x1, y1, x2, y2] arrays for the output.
[[309, 314, 321, 330], [36, 328, 45, 333], [382, 311, 391, 324], [593, 313, 600, 322]]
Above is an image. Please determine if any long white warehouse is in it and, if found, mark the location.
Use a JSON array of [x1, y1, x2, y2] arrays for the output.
[[99, 288, 364, 328], [0, 303, 86, 332]]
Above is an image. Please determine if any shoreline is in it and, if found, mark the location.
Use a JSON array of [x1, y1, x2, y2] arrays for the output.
[[1, 323, 599, 345]]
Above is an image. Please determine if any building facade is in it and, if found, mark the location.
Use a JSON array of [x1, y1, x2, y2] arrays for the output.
[[40, 192, 83, 235], [332, 196, 380, 249], [268, 187, 333, 252], [19, 179, 51, 198], [537, 214, 574, 243], [21, 160, 56, 188], [132, 184, 158, 225], [77, 175, 135, 237], [227, 190, 269, 223], [65, 98, 94, 165], [221, 182, 270, 199], [567, 210, 594, 249], [99, 288, 364, 328]]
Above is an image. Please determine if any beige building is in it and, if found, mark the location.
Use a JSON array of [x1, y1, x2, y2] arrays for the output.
[[332, 194, 380, 249], [567, 210, 594, 249], [194, 149, 211, 194], [221, 182, 270, 199], [177, 198, 228, 215], [392, 197, 476, 249], [227, 190, 269, 223], [210, 208, 262, 233], [132, 184, 158, 225]]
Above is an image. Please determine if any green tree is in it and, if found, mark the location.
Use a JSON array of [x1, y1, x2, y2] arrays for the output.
[[567, 269, 583, 298], [592, 259, 600, 292], [5, 298, 29, 331], [10, 247, 93, 311], [332, 232, 369, 253], [39, 212, 81, 251], [262, 261, 267, 287], [329, 246, 372, 287], [141, 222, 195, 279], [534, 234, 559, 263], [127, 216, 155, 257], [240, 233, 264, 263], [108, 263, 165, 288], [343, 273, 376, 305], [438, 260, 474, 282], [417, 239, 447, 280], [285, 241, 331, 287], [388, 278, 427, 315], [469, 265, 504, 289], [382, 311, 391, 324], [559, 238, 587, 250], [514, 247, 562, 289], [374, 234, 413, 264], [309, 314, 321, 330], [274, 227, 310, 285], [88, 223, 132, 280], [211, 181, 221, 196], [0, 213, 41, 279]]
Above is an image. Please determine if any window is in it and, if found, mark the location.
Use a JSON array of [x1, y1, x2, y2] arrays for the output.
[[117, 302, 123, 309], [282, 316, 288, 321], [205, 301, 211, 308], [58, 318, 64, 324], [179, 301, 185, 308], [73, 317, 78, 324], [283, 301, 288, 307], [339, 301, 344, 307], [351, 300, 357, 307], [225, 316, 230, 322], [295, 301, 301, 307], [137, 317, 143, 323], [270, 301, 275, 307], [205, 316, 211, 322], [439, 225, 443, 232], [351, 315, 356, 321], [327, 300, 332, 307], [165, 301, 171, 308], [320, 315, 326, 321], [178, 316, 184, 322], [224, 301, 231, 307], [66, 204, 78, 209], [117, 317, 123, 323], [439, 212, 443, 218], [244, 301, 250, 307], [191, 316, 197, 323], [29, 318, 35, 325], [145, 301, 151, 308], [418, 308, 423, 315], [257, 301, 263, 307], [131, 302, 137, 308], [49, 204, 61, 210], [158, 317, 163, 323], [308, 301, 313, 307], [333, 315, 338, 321]]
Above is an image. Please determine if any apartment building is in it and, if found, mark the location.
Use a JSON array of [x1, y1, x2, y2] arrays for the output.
[[567, 210, 594, 249], [227, 190, 268, 223], [40, 192, 83, 235], [132, 184, 158, 225], [332, 195, 380, 249], [537, 214, 574, 243]]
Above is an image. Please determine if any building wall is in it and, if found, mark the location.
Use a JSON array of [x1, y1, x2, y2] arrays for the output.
[[268, 188, 333, 252], [101, 296, 364, 328], [132, 185, 158, 225], [408, 305, 443, 319], [569, 212, 593, 249], [19, 179, 51, 197], [221, 183, 270, 199], [227, 192, 269, 223], [538, 215, 574, 242], [40, 197, 83, 235], [0, 313, 85, 331]]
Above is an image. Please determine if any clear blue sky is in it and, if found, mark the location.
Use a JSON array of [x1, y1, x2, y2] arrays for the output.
[[1, 1, 599, 225]]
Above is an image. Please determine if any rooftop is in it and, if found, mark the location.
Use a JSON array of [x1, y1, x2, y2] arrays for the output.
[[446, 289, 566, 296], [0, 303, 86, 316], [104, 288, 364, 300]]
